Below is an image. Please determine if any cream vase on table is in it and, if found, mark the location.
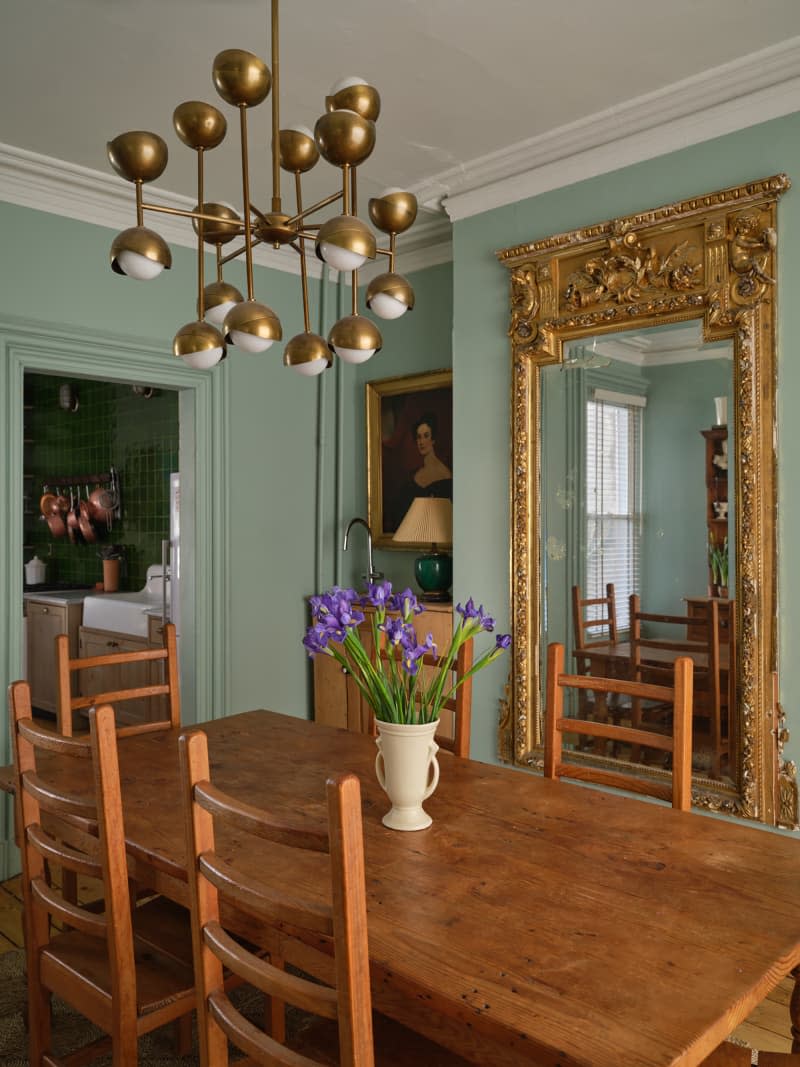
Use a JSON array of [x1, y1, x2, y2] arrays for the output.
[[375, 719, 440, 831]]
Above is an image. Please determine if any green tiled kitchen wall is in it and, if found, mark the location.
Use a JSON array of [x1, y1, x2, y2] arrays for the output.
[[23, 374, 179, 590]]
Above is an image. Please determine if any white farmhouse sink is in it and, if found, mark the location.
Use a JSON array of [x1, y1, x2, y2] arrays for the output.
[[82, 565, 165, 638]]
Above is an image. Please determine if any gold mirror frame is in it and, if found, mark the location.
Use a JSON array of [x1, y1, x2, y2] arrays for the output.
[[496, 175, 797, 827]]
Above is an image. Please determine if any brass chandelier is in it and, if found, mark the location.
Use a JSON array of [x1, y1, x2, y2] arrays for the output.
[[106, 1, 417, 375]]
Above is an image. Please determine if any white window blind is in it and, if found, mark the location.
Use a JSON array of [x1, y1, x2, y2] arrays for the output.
[[585, 392, 644, 634]]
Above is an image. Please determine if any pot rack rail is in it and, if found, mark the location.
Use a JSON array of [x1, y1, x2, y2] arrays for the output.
[[41, 470, 115, 486]]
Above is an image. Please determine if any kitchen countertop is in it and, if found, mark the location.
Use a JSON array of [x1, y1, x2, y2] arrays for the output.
[[24, 590, 89, 606]]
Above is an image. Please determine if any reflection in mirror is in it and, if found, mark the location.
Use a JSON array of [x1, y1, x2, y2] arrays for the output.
[[496, 174, 796, 825], [541, 323, 735, 783]]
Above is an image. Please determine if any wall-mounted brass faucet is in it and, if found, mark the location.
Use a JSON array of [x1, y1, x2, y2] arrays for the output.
[[343, 517, 383, 583]]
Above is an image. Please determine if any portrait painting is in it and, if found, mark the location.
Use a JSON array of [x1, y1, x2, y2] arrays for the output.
[[366, 369, 453, 550]]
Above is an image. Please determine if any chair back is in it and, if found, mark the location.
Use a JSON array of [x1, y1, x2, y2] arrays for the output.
[[56, 621, 180, 736], [9, 682, 138, 1022], [543, 643, 694, 810], [629, 594, 727, 778], [376, 637, 473, 757], [572, 583, 619, 651], [179, 728, 375, 1067]]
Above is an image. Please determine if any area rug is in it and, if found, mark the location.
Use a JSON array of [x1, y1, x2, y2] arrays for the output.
[[0, 948, 262, 1066]]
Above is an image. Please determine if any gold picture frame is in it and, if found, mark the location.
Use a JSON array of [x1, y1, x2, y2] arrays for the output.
[[366, 369, 453, 550], [496, 174, 796, 827]]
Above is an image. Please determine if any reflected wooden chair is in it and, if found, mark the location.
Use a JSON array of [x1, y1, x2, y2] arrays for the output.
[[9, 680, 196, 1066], [179, 728, 471, 1067], [55, 621, 180, 737], [544, 642, 694, 810], [571, 583, 625, 728], [629, 595, 727, 778], [375, 637, 473, 757]]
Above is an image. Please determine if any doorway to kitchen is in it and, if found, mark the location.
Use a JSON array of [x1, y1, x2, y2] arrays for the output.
[[22, 372, 180, 720], [0, 315, 230, 879]]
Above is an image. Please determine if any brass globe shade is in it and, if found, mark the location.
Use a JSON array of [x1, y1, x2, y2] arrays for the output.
[[316, 215, 376, 272], [173, 101, 227, 151], [110, 226, 172, 280], [328, 315, 382, 364], [314, 110, 376, 169], [325, 77, 381, 122], [212, 49, 272, 108], [200, 280, 244, 327], [107, 132, 168, 184], [283, 332, 332, 376], [368, 190, 418, 236], [173, 320, 226, 370], [279, 126, 320, 174], [223, 300, 282, 352], [366, 272, 415, 320]]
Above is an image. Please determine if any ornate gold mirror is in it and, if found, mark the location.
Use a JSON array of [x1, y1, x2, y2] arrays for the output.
[[497, 175, 797, 826]]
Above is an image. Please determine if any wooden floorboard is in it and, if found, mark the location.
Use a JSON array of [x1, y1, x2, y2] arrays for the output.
[[0, 876, 793, 1052]]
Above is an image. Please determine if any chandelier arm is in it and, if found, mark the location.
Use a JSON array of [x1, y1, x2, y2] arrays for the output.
[[284, 190, 343, 227], [271, 0, 281, 214], [351, 268, 359, 315], [135, 181, 144, 227], [218, 235, 266, 268], [295, 172, 311, 333], [139, 201, 246, 232], [196, 147, 206, 319], [350, 167, 357, 218], [238, 103, 256, 301], [389, 233, 397, 273], [216, 245, 223, 282]]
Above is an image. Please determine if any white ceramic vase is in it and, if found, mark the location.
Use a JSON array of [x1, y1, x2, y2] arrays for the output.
[[375, 719, 440, 831]]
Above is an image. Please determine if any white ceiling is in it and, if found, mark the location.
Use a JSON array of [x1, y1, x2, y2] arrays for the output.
[[2, 0, 800, 265]]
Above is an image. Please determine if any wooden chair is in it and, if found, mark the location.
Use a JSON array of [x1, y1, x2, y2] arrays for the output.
[[56, 621, 180, 736], [572, 582, 619, 651], [375, 637, 473, 757], [179, 727, 470, 1067], [544, 642, 694, 810], [629, 594, 728, 778], [8, 680, 196, 1066]]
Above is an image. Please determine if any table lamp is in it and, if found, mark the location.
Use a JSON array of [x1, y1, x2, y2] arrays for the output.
[[393, 496, 453, 601]]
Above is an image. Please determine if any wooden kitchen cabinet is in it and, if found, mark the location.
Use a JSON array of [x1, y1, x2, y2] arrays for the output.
[[312, 602, 454, 732], [78, 626, 154, 726], [26, 599, 83, 713]]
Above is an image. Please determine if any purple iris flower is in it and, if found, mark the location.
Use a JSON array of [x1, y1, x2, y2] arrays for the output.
[[361, 580, 393, 610], [380, 617, 409, 646], [495, 633, 512, 650], [388, 588, 422, 619], [303, 624, 332, 656], [401, 643, 427, 675], [455, 598, 494, 631]]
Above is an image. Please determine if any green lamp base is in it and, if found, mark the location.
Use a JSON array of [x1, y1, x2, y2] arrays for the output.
[[414, 552, 452, 602]]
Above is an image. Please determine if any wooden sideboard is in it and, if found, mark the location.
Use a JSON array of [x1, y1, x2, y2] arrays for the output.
[[312, 601, 454, 732], [684, 596, 731, 643]]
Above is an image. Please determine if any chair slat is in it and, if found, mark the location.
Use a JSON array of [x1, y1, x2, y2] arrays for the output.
[[26, 824, 103, 880], [23, 772, 96, 820], [207, 991, 319, 1067], [195, 779, 329, 853], [31, 877, 107, 937]]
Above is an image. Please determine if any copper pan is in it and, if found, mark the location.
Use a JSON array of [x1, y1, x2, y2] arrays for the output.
[[78, 498, 97, 543], [87, 485, 115, 524], [66, 490, 81, 544], [40, 493, 58, 517], [45, 510, 67, 539]]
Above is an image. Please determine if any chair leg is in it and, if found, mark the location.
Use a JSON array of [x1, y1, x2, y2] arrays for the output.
[[26, 977, 52, 1067], [268, 953, 286, 1043], [174, 1014, 193, 1055]]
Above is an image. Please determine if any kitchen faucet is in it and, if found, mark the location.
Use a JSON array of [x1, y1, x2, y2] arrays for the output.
[[343, 517, 384, 583]]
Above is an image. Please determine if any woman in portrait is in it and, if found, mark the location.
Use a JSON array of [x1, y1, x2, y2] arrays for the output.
[[392, 411, 453, 528]]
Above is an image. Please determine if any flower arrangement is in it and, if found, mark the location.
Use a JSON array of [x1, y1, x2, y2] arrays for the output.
[[304, 582, 511, 725], [708, 532, 729, 589]]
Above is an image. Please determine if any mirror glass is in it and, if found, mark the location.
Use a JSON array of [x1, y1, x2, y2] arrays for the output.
[[541, 322, 735, 782]]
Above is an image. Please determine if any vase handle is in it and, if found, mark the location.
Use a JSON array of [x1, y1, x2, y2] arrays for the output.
[[422, 739, 440, 801], [375, 736, 386, 791]]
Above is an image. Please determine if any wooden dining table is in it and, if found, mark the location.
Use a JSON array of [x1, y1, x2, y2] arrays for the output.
[[32, 709, 800, 1067]]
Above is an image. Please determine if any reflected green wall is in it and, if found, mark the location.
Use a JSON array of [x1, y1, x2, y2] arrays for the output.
[[642, 359, 732, 616], [452, 110, 800, 768]]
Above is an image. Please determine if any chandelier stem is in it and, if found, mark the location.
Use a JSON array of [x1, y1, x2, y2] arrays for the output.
[[271, 0, 281, 214], [216, 245, 223, 283], [342, 165, 351, 215], [135, 181, 144, 227], [350, 167, 357, 218], [389, 233, 397, 272], [351, 269, 358, 315], [238, 103, 256, 301], [296, 172, 311, 334], [197, 148, 206, 319]]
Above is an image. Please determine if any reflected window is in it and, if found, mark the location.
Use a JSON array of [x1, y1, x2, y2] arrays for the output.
[[585, 389, 646, 634]]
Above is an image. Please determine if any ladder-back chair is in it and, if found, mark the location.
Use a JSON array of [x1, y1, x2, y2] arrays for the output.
[[544, 642, 695, 810], [179, 727, 470, 1066], [56, 621, 180, 736], [629, 595, 727, 778], [9, 681, 196, 1066], [572, 582, 619, 652]]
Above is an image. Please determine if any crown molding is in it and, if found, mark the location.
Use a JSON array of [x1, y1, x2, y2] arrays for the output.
[[0, 142, 324, 279], [413, 36, 800, 222]]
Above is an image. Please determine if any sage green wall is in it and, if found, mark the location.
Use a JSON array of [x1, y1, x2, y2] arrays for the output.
[[641, 359, 732, 616], [452, 110, 800, 768]]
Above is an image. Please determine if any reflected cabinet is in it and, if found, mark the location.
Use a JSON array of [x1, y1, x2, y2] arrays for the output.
[[497, 175, 795, 827]]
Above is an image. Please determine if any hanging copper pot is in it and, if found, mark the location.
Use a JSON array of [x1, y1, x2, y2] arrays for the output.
[[66, 489, 81, 544], [78, 496, 97, 543]]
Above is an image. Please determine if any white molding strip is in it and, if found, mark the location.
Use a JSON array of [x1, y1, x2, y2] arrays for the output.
[[413, 37, 800, 222]]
